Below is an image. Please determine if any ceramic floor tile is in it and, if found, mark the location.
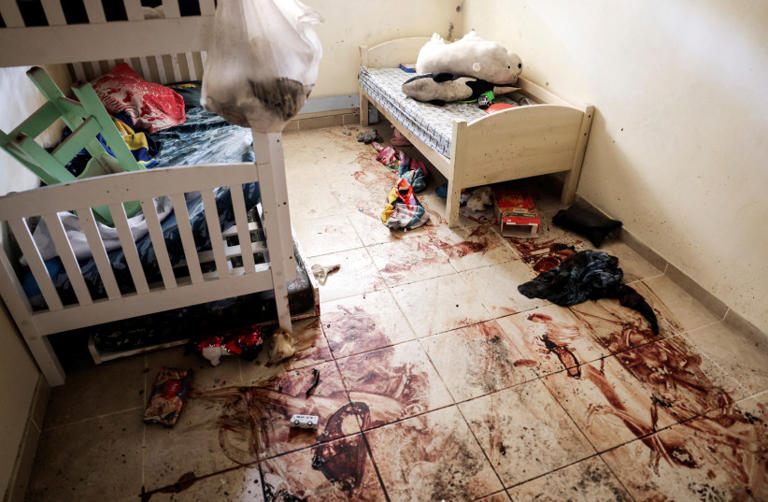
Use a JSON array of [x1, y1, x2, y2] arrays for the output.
[[685, 321, 768, 400], [392, 274, 493, 337], [367, 233, 455, 286], [422, 321, 536, 402], [543, 355, 678, 452], [44, 354, 145, 429], [200, 360, 356, 461], [307, 248, 386, 302], [569, 298, 668, 355], [460, 260, 547, 318], [505, 218, 587, 271], [146, 346, 242, 391], [426, 223, 519, 272], [26, 410, 143, 502], [700, 391, 768, 500], [497, 305, 608, 378], [294, 214, 364, 257], [598, 239, 664, 282], [336, 340, 452, 429], [365, 406, 504, 501], [321, 289, 416, 358], [143, 397, 243, 490], [287, 185, 345, 220], [347, 207, 434, 246], [475, 491, 512, 501], [613, 334, 743, 423], [506, 457, 631, 501], [260, 434, 387, 501], [601, 418, 757, 502], [638, 275, 721, 332], [459, 380, 594, 486], [147, 466, 264, 502], [283, 317, 334, 370]]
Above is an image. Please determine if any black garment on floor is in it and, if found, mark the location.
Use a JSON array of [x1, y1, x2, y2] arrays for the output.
[[518, 250, 658, 334], [552, 205, 622, 247]]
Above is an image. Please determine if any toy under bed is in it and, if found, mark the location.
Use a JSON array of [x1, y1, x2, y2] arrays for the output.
[[358, 67, 527, 158], [20, 84, 313, 316]]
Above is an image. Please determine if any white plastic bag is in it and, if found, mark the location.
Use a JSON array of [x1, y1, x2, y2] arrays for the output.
[[201, 0, 323, 132]]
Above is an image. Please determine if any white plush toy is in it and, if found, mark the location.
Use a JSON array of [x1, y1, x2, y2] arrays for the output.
[[416, 31, 522, 85]]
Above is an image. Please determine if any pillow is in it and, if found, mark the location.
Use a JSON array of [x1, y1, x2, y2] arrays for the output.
[[552, 205, 623, 247], [91, 64, 185, 133]]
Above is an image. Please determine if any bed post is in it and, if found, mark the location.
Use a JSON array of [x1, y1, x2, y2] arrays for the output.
[[251, 130, 293, 333], [0, 251, 65, 386], [359, 45, 369, 126], [561, 104, 594, 205]]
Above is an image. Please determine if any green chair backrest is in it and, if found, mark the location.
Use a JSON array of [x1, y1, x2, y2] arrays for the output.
[[0, 67, 145, 225]]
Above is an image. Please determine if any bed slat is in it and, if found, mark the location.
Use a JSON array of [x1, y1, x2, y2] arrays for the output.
[[169, 193, 203, 284], [41, 0, 66, 25], [161, 0, 181, 18], [82, 0, 107, 23], [184, 52, 196, 80], [200, 189, 229, 278], [154, 55, 168, 84], [171, 54, 182, 82], [109, 203, 149, 294], [76, 206, 122, 300], [199, 0, 215, 16], [43, 212, 94, 306], [139, 57, 152, 81], [0, 0, 24, 27], [229, 185, 256, 273], [72, 63, 87, 82], [8, 218, 64, 311], [139, 198, 177, 289], [124, 0, 143, 21]]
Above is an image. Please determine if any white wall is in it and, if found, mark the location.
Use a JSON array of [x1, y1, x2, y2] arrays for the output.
[[304, 0, 463, 97], [463, 0, 768, 333], [0, 64, 70, 496]]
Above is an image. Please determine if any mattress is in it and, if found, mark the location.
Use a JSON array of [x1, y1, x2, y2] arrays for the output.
[[358, 67, 525, 158]]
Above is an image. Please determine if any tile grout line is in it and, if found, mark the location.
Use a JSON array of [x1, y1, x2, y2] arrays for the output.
[[43, 406, 146, 432]]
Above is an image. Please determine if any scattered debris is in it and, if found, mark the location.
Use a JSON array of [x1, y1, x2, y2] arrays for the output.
[[356, 128, 381, 144], [493, 185, 541, 237], [290, 414, 319, 429], [390, 127, 412, 146], [144, 368, 193, 426], [465, 186, 493, 212], [311, 263, 340, 285], [552, 204, 622, 247], [305, 368, 320, 398], [194, 326, 264, 366]]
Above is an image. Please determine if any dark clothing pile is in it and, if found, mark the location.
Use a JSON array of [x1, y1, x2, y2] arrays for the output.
[[518, 250, 659, 333]]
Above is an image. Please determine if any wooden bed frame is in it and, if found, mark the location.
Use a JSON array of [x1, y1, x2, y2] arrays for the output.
[[0, 0, 300, 386], [359, 37, 595, 227]]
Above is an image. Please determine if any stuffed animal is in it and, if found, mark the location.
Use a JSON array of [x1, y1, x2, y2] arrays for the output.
[[416, 31, 522, 85], [402, 72, 518, 106]]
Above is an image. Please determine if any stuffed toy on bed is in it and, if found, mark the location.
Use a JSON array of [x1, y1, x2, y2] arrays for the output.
[[416, 31, 522, 85], [402, 72, 518, 106]]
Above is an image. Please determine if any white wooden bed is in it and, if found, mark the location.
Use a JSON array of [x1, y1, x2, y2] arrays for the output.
[[0, 0, 300, 386], [359, 37, 594, 227]]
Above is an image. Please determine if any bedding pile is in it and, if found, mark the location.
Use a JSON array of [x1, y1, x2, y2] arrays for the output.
[[23, 79, 261, 307]]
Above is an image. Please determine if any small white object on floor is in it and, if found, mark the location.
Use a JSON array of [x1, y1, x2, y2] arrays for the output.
[[465, 186, 493, 212], [290, 414, 319, 429], [201, 345, 230, 366], [311, 263, 340, 285], [269, 328, 296, 363]]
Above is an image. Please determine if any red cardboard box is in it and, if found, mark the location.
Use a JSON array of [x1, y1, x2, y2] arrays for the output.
[[492, 185, 540, 237]]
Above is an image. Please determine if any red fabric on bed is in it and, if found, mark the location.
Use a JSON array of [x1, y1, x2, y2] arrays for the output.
[[92, 63, 185, 133]]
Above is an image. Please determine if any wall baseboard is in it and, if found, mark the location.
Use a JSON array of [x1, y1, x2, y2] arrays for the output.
[[572, 191, 765, 340]]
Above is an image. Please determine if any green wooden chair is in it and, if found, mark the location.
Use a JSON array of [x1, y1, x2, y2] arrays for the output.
[[0, 66, 144, 225]]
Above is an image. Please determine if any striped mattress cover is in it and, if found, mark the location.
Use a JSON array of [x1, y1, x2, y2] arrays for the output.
[[358, 67, 525, 158]]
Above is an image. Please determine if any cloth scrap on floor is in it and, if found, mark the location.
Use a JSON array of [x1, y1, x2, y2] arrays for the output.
[[311, 263, 340, 285], [381, 177, 429, 231], [553, 205, 622, 247], [397, 153, 428, 193], [375, 145, 402, 171], [518, 250, 659, 333], [144, 368, 193, 426]]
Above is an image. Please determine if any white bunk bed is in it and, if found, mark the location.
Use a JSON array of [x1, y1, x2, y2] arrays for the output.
[[0, 0, 300, 386]]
